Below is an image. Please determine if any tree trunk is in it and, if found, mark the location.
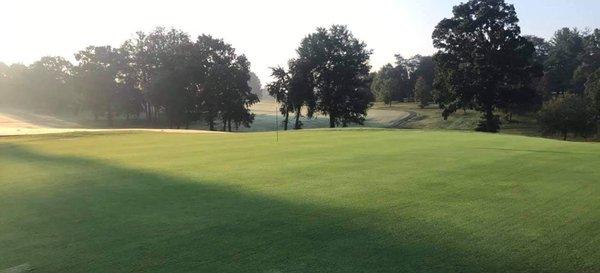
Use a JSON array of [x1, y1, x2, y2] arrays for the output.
[[107, 108, 113, 127], [329, 114, 335, 128], [294, 110, 301, 130], [283, 111, 289, 131], [209, 119, 215, 131], [146, 102, 152, 122], [227, 119, 232, 132]]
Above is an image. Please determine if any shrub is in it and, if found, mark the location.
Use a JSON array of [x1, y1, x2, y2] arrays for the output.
[[538, 94, 596, 140]]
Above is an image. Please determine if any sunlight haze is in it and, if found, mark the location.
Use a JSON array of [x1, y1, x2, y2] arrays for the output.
[[2, 0, 599, 82]]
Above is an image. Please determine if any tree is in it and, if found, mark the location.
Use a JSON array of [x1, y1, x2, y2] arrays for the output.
[[414, 76, 431, 108], [267, 66, 292, 130], [220, 54, 258, 131], [73, 46, 121, 124], [545, 28, 585, 94], [287, 58, 316, 129], [525, 35, 553, 101], [432, 0, 539, 132], [397, 55, 434, 100], [538, 94, 596, 140], [585, 69, 600, 132], [371, 64, 397, 106], [24, 56, 74, 113], [525, 35, 552, 66], [1, 64, 28, 107], [297, 25, 373, 127], [248, 72, 263, 98], [0, 62, 8, 106], [573, 29, 600, 92], [195, 35, 258, 131]]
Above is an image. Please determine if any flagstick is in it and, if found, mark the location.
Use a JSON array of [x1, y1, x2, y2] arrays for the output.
[[275, 106, 279, 142]]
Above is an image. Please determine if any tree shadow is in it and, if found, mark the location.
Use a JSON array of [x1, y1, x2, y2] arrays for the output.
[[0, 144, 585, 273]]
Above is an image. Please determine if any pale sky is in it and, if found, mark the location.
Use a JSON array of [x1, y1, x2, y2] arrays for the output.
[[1, 0, 599, 83]]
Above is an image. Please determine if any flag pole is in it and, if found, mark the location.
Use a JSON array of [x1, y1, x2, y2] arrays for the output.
[[275, 105, 279, 142]]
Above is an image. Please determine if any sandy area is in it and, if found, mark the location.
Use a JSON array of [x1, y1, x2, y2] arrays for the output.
[[0, 111, 223, 136]]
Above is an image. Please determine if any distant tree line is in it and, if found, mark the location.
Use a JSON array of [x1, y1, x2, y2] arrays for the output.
[[1, 1, 599, 139], [0, 27, 262, 131]]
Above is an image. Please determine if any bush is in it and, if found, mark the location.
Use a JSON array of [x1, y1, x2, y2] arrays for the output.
[[538, 94, 597, 140]]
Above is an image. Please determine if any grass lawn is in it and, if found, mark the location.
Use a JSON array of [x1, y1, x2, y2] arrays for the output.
[[1, 130, 599, 272]]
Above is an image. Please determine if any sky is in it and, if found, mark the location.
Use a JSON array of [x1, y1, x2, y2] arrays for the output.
[[1, 0, 599, 83]]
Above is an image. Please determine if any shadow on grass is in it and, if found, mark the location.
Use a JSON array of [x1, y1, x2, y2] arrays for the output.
[[0, 144, 571, 273]]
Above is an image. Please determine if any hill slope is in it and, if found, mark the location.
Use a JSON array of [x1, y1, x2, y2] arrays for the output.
[[1, 130, 598, 272]]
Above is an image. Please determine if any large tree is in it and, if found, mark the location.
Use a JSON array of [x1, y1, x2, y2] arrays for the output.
[[297, 25, 373, 127], [287, 58, 317, 129], [195, 35, 258, 131], [73, 46, 121, 123], [432, 0, 539, 132]]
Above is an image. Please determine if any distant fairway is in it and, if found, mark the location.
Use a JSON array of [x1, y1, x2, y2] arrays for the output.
[[1, 130, 598, 272]]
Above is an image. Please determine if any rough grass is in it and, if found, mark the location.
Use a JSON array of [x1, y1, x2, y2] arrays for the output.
[[1, 130, 599, 272]]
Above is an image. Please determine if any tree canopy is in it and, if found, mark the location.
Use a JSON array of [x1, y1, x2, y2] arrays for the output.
[[432, 0, 540, 132], [0, 27, 260, 131]]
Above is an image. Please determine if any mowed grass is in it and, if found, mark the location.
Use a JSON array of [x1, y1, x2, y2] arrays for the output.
[[0, 130, 599, 272]]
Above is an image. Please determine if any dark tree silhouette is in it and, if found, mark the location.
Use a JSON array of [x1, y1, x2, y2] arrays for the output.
[[297, 25, 373, 128], [545, 28, 585, 94], [433, 0, 539, 132]]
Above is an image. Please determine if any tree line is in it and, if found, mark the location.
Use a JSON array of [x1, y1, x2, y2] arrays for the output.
[[0, 27, 263, 131], [1, 0, 599, 138]]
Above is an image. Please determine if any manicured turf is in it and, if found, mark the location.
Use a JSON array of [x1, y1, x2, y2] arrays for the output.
[[0, 130, 598, 272]]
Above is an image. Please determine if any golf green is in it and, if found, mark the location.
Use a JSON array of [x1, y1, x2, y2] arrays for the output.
[[1, 130, 598, 272]]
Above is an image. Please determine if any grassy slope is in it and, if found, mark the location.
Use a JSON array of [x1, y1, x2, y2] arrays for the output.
[[371, 103, 541, 134], [0, 130, 598, 272]]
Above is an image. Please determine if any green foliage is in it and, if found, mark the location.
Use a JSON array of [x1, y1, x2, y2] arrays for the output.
[[573, 29, 600, 92], [525, 35, 552, 66], [371, 64, 401, 105], [248, 72, 263, 98], [73, 46, 121, 123], [295, 25, 374, 127], [585, 69, 600, 122], [0, 27, 259, 131], [396, 55, 434, 100], [545, 28, 586, 94], [1, 131, 599, 272], [538, 94, 596, 140], [266, 58, 317, 130], [433, 0, 539, 132], [413, 76, 431, 108]]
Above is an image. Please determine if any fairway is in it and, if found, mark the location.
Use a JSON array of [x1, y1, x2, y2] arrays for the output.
[[1, 130, 599, 272]]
